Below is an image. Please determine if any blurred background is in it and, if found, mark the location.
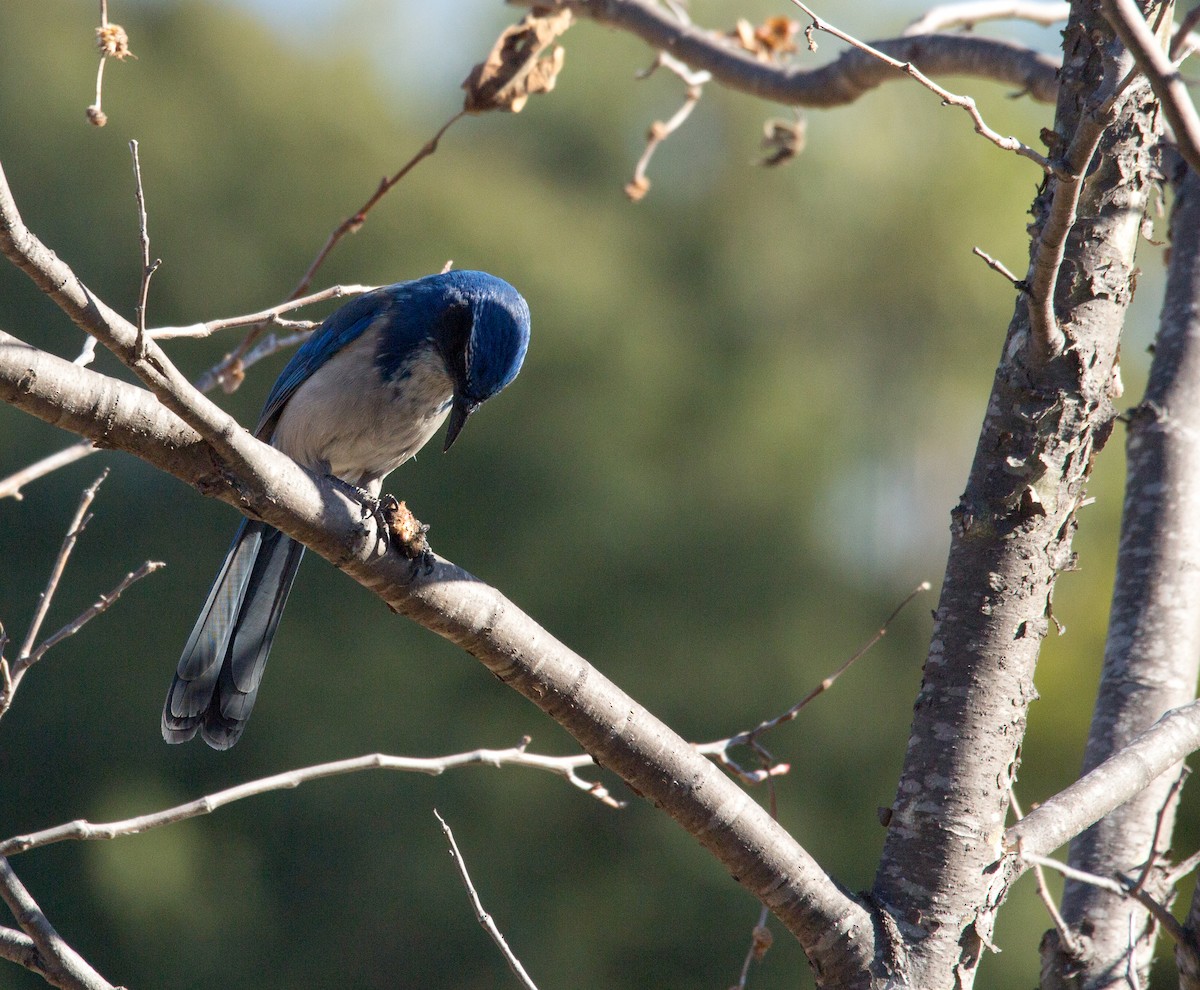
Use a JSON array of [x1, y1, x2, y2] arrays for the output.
[[0, 1, 1187, 987]]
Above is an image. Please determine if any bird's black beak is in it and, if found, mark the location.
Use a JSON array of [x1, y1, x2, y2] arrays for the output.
[[443, 396, 479, 452]]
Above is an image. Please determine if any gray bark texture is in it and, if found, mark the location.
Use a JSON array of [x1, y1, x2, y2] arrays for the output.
[[871, 3, 1163, 988], [1039, 162, 1200, 988]]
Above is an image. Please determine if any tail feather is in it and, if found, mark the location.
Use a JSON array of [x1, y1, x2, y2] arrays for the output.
[[162, 520, 305, 749]]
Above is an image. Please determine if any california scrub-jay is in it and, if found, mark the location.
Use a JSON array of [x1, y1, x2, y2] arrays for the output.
[[162, 269, 531, 749]]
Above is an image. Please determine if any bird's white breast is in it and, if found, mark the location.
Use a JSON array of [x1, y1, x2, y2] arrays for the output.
[[270, 330, 453, 491]]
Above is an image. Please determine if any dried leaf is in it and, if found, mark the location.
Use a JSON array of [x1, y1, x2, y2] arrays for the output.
[[462, 10, 572, 114], [96, 23, 134, 60], [731, 16, 799, 61], [759, 116, 806, 167], [751, 924, 774, 960]]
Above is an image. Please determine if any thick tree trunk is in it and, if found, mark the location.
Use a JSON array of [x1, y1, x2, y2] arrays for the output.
[[872, 4, 1163, 987], [1045, 161, 1200, 989]]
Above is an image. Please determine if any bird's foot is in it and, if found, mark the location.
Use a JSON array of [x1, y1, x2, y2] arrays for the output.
[[379, 495, 435, 573], [326, 475, 379, 522]]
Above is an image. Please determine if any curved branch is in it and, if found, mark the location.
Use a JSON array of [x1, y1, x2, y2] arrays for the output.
[[0, 324, 876, 983], [1006, 700, 1200, 862], [514, 0, 1060, 105], [0, 195, 879, 990]]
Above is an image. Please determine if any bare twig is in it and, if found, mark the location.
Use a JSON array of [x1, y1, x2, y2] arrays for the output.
[[627, 52, 710, 201], [0, 856, 114, 990], [149, 282, 376, 340], [1023, 850, 1129, 896], [435, 810, 540, 990], [128, 141, 160, 358], [15, 472, 107, 664], [0, 283, 373, 499], [1167, 847, 1200, 887], [905, 1, 1070, 35], [0, 442, 97, 502], [0, 473, 162, 720], [732, 907, 773, 989], [696, 581, 931, 783], [1025, 56, 1136, 361], [1171, 7, 1200, 60], [26, 560, 163, 666], [1102, 0, 1200, 176], [1021, 850, 1190, 947], [1011, 794, 1085, 957], [1131, 765, 1189, 895], [0, 743, 621, 859], [973, 246, 1025, 288], [790, 1, 1056, 172], [197, 113, 466, 381], [289, 111, 465, 301]]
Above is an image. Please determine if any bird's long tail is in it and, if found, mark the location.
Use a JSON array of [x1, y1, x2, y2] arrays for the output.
[[162, 519, 305, 749]]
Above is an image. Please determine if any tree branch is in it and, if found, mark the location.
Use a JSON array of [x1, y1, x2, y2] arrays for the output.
[[1052, 144, 1200, 990], [0, 234, 876, 990], [870, 6, 1163, 984], [1007, 699, 1200, 860], [435, 810, 540, 990], [511, 0, 1060, 106], [0, 743, 626, 859], [1103, 0, 1200, 175], [0, 857, 114, 990]]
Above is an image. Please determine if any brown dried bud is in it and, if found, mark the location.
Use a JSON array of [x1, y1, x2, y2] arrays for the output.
[[624, 176, 650, 202], [96, 23, 134, 60], [751, 924, 773, 960], [85, 105, 108, 127]]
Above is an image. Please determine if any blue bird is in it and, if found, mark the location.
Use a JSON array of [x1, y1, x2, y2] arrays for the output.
[[162, 270, 531, 749]]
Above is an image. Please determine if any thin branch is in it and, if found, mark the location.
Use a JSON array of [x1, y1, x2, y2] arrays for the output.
[[0, 856, 114, 990], [15, 471, 107, 663], [0, 743, 623, 858], [512, 0, 1061, 106], [1167, 847, 1200, 887], [149, 282, 376, 340], [128, 140, 160, 358], [25, 560, 164, 666], [1023, 850, 1128, 895], [1011, 793, 1085, 957], [732, 907, 773, 990], [289, 111, 465, 301], [973, 245, 1025, 289], [1171, 7, 1200, 60], [434, 810, 540, 990], [789, 0, 1057, 172], [906, 1, 1070, 34], [1023, 851, 1189, 949], [1024, 52, 1137, 362], [1007, 699, 1200, 860], [0, 302, 325, 499], [1131, 765, 1190, 896], [627, 52, 710, 201], [1102, 0, 1200, 175], [697, 581, 931, 783], [0, 441, 96, 502]]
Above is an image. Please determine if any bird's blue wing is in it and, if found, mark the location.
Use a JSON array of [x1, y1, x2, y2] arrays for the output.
[[254, 286, 398, 437]]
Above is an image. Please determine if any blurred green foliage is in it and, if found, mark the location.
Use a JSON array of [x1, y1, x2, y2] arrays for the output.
[[0, 2, 1186, 988]]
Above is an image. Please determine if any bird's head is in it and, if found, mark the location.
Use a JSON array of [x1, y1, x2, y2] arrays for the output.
[[427, 270, 531, 451]]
